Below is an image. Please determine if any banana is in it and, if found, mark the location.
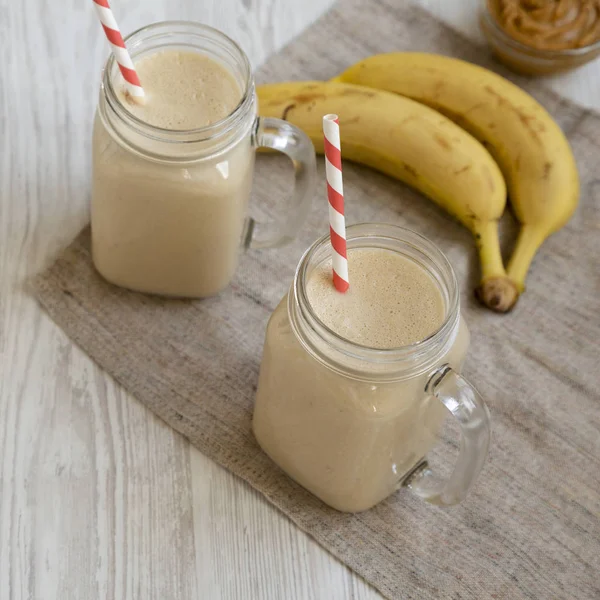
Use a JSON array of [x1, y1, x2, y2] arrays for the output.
[[335, 53, 580, 304], [257, 81, 516, 311]]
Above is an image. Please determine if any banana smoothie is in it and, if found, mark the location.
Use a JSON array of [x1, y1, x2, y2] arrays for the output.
[[253, 245, 471, 512], [92, 49, 254, 297]]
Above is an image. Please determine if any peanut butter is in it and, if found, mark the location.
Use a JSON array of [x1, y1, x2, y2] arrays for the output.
[[488, 0, 600, 50]]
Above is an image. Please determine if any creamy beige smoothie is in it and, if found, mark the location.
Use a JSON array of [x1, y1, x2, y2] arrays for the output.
[[92, 50, 254, 297], [306, 248, 445, 347], [253, 247, 470, 512]]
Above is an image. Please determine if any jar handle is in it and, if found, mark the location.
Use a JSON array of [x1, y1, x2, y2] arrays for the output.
[[404, 365, 491, 506], [247, 117, 316, 249]]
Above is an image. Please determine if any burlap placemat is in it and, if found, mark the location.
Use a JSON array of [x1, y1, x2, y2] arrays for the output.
[[34, 0, 600, 598]]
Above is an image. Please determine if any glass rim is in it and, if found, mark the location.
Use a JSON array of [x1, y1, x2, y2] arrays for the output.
[[102, 20, 254, 143], [292, 223, 461, 364]]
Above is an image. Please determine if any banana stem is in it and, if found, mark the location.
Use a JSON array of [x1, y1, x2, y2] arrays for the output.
[[472, 220, 505, 281], [472, 220, 519, 313], [507, 225, 546, 292]]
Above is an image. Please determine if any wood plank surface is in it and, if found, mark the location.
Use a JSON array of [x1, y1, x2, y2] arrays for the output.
[[1, 1, 598, 598]]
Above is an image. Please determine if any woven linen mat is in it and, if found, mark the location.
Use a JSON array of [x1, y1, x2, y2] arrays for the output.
[[33, 0, 600, 598]]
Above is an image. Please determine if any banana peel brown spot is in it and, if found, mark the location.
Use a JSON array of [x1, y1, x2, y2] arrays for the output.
[[432, 80, 446, 101], [463, 102, 487, 118], [454, 165, 471, 175], [484, 85, 543, 146], [402, 163, 419, 178], [340, 88, 376, 98], [464, 204, 478, 222], [293, 93, 327, 104], [483, 85, 507, 105], [518, 113, 543, 144], [543, 162, 553, 179], [282, 103, 296, 121], [434, 133, 452, 151]]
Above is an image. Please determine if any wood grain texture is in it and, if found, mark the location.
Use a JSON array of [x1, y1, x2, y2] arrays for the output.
[[0, 1, 598, 599]]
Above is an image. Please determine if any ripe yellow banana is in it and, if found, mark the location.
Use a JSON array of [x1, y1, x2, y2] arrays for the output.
[[257, 81, 516, 311], [335, 53, 580, 300]]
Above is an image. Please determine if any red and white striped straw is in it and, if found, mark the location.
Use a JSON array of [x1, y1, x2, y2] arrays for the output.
[[92, 0, 145, 103], [323, 114, 349, 293]]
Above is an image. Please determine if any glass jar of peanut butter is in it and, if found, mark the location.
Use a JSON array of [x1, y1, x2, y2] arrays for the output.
[[481, 0, 600, 74]]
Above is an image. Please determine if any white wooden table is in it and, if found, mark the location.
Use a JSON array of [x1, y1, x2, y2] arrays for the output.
[[1, 1, 598, 598]]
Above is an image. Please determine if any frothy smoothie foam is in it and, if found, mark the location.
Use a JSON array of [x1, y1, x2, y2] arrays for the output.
[[119, 50, 241, 129], [306, 247, 445, 348]]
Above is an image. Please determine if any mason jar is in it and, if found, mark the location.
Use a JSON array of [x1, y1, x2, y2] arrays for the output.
[[253, 223, 491, 512], [92, 21, 316, 298]]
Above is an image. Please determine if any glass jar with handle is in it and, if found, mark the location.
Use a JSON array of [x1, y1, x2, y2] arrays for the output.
[[92, 21, 316, 298], [253, 223, 491, 512]]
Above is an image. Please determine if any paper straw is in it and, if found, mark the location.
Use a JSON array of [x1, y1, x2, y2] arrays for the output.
[[323, 114, 349, 293], [92, 0, 145, 103]]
